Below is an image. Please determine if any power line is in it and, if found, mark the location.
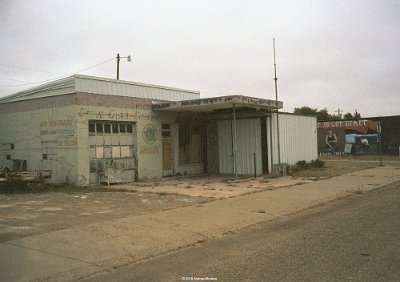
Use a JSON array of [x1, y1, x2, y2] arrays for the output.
[[0, 77, 31, 83], [74, 57, 115, 74], [0, 63, 63, 76], [0, 57, 116, 88], [0, 75, 68, 87]]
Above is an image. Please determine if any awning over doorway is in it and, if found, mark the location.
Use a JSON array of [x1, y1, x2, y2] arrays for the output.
[[152, 95, 283, 112]]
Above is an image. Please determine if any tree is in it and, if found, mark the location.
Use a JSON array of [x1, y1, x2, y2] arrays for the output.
[[293, 106, 318, 116], [343, 112, 353, 119], [317, 108, 331, 120], [292, 106, 361, 121], [343, 110, 361, 120]]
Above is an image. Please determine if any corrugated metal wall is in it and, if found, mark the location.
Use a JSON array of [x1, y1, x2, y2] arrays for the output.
[[75, 76, 199, 101], [206, 120, 220, 173], [218, 118, 262, 175], [218, 120, 234, 174], [267, 113, 317, 171]]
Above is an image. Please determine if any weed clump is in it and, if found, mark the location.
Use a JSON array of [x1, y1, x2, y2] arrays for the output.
[[310, 159, 325, 168], [289, 159, 325, 173]]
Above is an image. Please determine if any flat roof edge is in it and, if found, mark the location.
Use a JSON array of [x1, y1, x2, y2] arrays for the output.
[[153, 95, 283, 111]]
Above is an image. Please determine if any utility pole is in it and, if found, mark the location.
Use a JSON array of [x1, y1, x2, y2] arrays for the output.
[[116, 53, 120, 80], [116, 53, 132, 80], [335, 108, 343, 119], [232, 104, 238, 178]]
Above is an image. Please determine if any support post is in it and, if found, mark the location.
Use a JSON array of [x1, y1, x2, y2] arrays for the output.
[[378, 120, 383, 166], [253, 152, 257, 178], [269, 113, 274, 173], [233, 104, 238, 178], [276, 112, 281, 169]]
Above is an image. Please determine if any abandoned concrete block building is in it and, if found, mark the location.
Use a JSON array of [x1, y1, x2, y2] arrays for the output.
[[0, 75, 317, 186]]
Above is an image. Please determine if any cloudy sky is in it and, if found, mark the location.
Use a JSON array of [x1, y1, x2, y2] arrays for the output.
[[1, 0, 399, 117]]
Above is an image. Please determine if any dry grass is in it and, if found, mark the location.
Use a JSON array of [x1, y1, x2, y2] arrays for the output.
[[321, 155, 399, 162]]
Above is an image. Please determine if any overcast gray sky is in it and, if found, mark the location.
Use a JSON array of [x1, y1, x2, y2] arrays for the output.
[[1, 0, 399, 117]]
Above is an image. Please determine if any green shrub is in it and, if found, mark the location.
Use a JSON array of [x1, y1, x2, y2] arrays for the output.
[[295, 160, 308, 169], [291, 159, 325, 173], [311, 159, 325, 168]]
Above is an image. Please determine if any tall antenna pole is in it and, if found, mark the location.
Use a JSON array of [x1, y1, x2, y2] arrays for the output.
[[273, 38, 281, 171], [273, 38, 278, 101]]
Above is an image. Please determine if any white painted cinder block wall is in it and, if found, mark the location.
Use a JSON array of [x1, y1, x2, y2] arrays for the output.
[[0, 103, 166, 186], [73, 104, 164, 185], [0, 105, 79, 184]]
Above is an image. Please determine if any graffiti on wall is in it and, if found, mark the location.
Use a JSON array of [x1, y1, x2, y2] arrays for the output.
[[138, 123, 159, 155], [142, 124, 157, 144], [77, 107, 161, 121], [78, 174, 88, 186]]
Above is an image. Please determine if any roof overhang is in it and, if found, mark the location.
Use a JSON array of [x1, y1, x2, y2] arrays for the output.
[[153, 95, 283, 112]]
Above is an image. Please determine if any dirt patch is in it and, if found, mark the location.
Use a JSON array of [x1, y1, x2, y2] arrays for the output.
[[114, 159, 394, 199], [1, 159, 398, 243], [113, 175, 314, 199], [0, 191, 206, 242]]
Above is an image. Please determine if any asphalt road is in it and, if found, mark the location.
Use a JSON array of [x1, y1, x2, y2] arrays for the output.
[[86, 181, 400, 282]]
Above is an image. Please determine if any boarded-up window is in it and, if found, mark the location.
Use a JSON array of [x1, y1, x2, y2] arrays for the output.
[[112, 146, 121, 158], [96, 147, 104, 158], [104, 146, 112, 158], [121, 146, 131, 158], [179, 122, 202, 165]]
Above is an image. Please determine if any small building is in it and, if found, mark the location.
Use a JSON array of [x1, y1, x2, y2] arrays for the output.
[[0, 75, 317, 185], [368, 115, 400, 156]]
